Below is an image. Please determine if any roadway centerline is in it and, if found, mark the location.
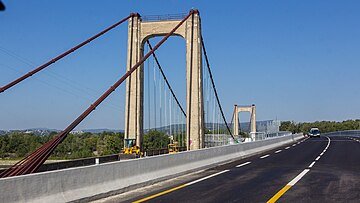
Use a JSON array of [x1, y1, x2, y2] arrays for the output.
[[307, 136, 330, 169], [260, 154, 270, 159], [236, 161, 251, 168], [132, 170, 230, 203], [288, 169, 310, 186], [308, 161, 316, 168], [267, 169, 310, 203], [267, 136, 331, 202]]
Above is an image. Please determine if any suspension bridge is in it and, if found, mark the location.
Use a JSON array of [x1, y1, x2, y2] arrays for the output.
[[0, 9, 236, 178], [1, 9, 359, 203]]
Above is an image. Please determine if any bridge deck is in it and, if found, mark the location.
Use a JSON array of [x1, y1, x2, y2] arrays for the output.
[[95, 135, 360, 203]]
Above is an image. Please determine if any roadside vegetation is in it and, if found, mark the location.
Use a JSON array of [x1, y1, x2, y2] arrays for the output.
[[280, 119, 360, 134], [1, 120, 358, 162], [0, 130, 170, 161]]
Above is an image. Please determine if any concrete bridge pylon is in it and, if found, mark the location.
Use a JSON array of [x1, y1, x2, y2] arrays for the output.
[[233, 104, 257, 135], [124, 11, 204, 151]]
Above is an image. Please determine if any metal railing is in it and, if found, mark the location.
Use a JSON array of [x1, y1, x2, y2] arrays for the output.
[[265, 131, 292, 138], [205, 131, 294, 146], [142, 13, 188, 22], [247, 131, 292, 142], [204, 134, 239, 147], [323, 130, 360, 137]]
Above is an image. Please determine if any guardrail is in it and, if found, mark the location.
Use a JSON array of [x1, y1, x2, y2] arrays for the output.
[[266, 131, 292, 138], [0, 133, 303, 203], [323, 130, 360, 137], [0, 147, 188, 173], [247, 131, 292, 142]]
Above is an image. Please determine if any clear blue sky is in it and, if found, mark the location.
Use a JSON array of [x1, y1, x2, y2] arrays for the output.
[[1, 0, 359, 130]]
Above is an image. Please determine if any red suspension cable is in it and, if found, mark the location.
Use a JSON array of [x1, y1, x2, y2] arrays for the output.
[[0, 10, 196, 178], [0, 14, 134, 93]]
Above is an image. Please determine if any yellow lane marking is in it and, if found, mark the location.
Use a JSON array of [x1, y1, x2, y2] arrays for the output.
[[267, 185, 292, 203], [133, 184, 187, 203], [268, 136, 331, 202], [267, 169, 310, 203], [133, 170, 229, 203]]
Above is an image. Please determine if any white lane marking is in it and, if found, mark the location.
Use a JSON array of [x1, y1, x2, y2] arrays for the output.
[[297, 142, 301, 144], [325, 136, 331, 148], [186, 170, 230, 186], [292, 144, 296, 147], [288, 169, 310, 186], [312, 136, 330, 162], [285, 147, 290, 150], [308, 161, 316, 168], [275, 150, 282, 153], [236, 161, 251, 168], [260, 154, 270, 159]]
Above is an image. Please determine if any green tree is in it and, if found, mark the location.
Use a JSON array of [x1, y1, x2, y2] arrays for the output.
[[280, 119, 360, 134], [143, 130, 170, 151], [96, 132, 123, 155]]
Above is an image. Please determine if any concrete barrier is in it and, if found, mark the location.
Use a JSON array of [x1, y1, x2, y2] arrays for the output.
[[0, 134, 303, 203]]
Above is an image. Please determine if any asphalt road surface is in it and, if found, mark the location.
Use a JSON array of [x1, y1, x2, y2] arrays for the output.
[[95, 134, 360, 203]]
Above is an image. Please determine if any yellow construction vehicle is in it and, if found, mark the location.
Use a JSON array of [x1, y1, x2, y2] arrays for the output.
[[122, 139, 141, 156], [168, 143, 179, 154]]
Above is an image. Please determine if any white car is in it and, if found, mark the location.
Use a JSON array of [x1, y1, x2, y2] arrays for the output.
[[308, 128, 321, 138]]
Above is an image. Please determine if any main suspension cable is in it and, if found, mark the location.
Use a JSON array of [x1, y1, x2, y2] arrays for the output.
[[230, 105, 236, 129], [0, 14, 134, 93]]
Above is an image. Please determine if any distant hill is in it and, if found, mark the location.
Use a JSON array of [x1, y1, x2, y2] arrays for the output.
[[144, 120, 279, 134], [82, 129, 124, 133], [0, 128, 60, 136], [0, 120, 279, 136], [0, 128, 123, 136]]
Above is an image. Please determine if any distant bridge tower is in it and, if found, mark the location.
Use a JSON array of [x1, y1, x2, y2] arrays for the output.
[[233, 104, 256, 135], [124, 11, 204, 151]]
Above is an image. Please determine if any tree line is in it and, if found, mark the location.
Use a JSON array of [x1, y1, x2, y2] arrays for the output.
[[0, 130, 170, 160], [3, 119, 358, 160], [280, 119, 360, 134]]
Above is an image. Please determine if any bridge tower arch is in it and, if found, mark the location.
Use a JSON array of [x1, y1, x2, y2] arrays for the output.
[[233, 104, 257, 135], [124, 11, 204, 151]]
